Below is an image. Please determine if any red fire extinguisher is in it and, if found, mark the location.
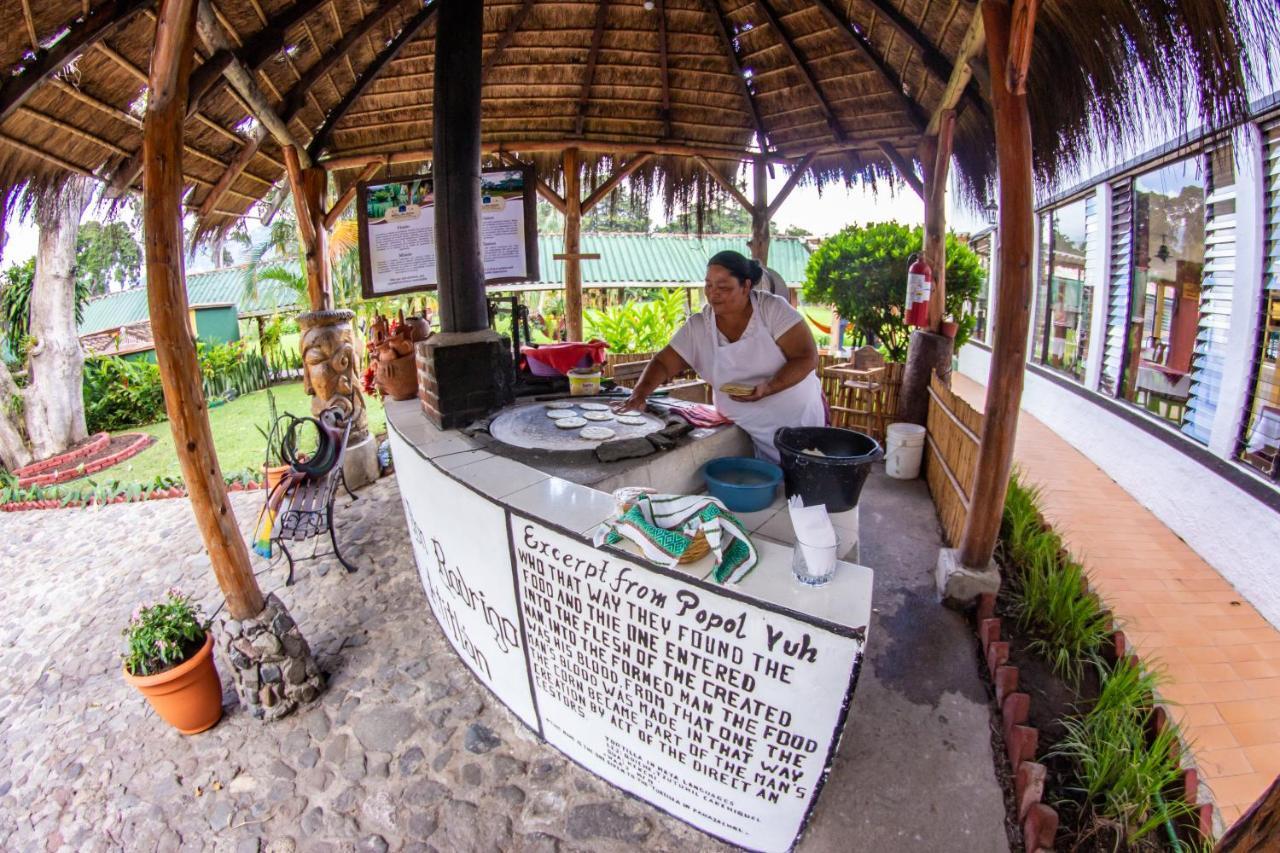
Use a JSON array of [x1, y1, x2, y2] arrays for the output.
[[904, 253, 933, 328]]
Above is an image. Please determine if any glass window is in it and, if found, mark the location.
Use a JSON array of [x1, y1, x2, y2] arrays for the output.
[[1031, 199, 1091, 380], [1118, 158, 1205, 427], [1240, 291, 1280, 479], [967, 233, 992, 343]]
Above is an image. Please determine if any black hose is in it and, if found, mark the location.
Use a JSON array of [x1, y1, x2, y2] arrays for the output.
[[279, 413, 341, 478]]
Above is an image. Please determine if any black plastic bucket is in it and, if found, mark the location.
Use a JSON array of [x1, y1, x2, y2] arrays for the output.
[[773, 426, 884, 512]]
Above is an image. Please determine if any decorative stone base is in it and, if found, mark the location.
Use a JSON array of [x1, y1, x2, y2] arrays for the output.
[[343, 434, 380, 490], [416, 330, 514, 430], [936, 547, 1001, 609], [219, 594, 324, 721]]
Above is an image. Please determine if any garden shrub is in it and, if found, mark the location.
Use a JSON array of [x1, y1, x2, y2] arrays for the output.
[[83, 355, 167, 432], [585, 290, 687, 354]]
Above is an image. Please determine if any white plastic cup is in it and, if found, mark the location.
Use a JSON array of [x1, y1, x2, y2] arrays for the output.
[[885, 422, 926, 480]]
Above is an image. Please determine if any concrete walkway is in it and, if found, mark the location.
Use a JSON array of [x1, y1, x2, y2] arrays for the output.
[[954, 373, 1280, 828], [0, 468, 1007, 851]]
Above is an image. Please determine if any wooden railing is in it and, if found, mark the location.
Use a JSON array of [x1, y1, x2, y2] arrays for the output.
[[924, 371, 985, 546]]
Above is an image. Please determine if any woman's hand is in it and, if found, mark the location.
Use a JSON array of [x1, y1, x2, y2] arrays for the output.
[[612, 390, 648, 413], [728, 382, 773, 403]]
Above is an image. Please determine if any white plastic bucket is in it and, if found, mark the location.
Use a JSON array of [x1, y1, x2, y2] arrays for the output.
[[885, 422, 926, 480]]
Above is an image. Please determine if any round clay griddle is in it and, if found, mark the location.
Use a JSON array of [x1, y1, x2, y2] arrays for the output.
[[489, 400, 665, 453]]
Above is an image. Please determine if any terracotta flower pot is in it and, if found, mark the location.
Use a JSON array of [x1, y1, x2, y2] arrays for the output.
[[941, 320, 959, 339], [263, 464, 289, 493], [123, 633, 223, 735]]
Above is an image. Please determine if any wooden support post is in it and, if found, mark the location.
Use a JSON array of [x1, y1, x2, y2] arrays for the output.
[[959, 0, 1036, 570], [749, 156, 770, 265], [920, 109, 955, 331], [563, 147, 584, 341], [303, 166, 332, 311], [434, 0, 487, 334], [144, 0, 264, 621]]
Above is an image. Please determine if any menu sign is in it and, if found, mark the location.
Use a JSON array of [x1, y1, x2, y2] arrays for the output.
[[388, 425, 869, 853], [358, 167, 539, 298]]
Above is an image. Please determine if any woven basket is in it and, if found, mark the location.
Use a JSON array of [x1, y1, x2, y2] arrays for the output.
[[619, 496, 709, 565]]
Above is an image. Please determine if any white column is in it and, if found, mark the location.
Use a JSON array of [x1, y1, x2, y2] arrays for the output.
[[1025, 211, 1041, 357], [1208, 123, 1266, 459], [985, 227, 1000, 343], [1084, 184, 1112, 391]]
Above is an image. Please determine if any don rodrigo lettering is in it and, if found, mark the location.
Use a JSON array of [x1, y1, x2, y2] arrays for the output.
[[432, 539, 521, 653]]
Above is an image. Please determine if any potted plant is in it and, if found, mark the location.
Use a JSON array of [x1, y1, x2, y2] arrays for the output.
[[940, 315, 960, 339], [258, 389, 288, 492], [121, 588, 223, 734]]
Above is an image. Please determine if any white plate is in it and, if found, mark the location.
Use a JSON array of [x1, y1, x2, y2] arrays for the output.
[[580, 426, 616, 440], [545, 409, 579, 419], [583, 411, 614, 421], [555, 417, 588, 429]]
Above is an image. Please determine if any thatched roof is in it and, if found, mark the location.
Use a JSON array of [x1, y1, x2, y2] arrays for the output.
[[0, 0, 1274, 233]]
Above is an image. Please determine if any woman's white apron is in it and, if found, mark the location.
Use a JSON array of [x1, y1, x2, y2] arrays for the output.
[[710, 295, 825, 463]]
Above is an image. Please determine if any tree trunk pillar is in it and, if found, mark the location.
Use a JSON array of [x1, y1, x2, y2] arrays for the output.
[[959, 0, 1036, 570], [143, 0, 263, 621], [433, 0, 487, 335], [24, 180, 92, 460], [919, 134, 947, 331], [302, 167, 332, 312], [563, 147, 583, 341], [748, 156, 770, 266]]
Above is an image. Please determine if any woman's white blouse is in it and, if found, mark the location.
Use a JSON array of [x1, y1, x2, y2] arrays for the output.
[[669, 290, 804, 375]]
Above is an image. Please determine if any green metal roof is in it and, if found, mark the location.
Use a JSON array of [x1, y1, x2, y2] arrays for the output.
[[77, 235, 812, 335], [78, 265, 302, 336], [531, 234, 811, 288]]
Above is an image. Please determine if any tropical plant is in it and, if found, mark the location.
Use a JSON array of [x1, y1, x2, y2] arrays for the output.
[[257, 387, 285, 468], [585, 290, 687, 354], [1051, 658, 1194, 846], [121, 588, 208, 677], [82, 355, 167, 432], [1, 257, 91, 344], [802, 221, 984, 361]]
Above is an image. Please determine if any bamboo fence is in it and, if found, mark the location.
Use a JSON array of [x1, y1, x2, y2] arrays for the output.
[[924, 371, 986, 546]]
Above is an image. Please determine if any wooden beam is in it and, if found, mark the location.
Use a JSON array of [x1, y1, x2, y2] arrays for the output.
[[20, 0, 39, 53], [959, 0, 1036, 571], [301, 166, 331, 310], [0, 0, 152, 124], [928, 13, 986, 136], [482, 0, 535, 81], [195, 0, 310, 166], [581, 153, 654, 213], [563, 148, 584, 340], [920, 110, 955, 331], [749, 156, 769, 263], [306, 1, 439, 160], [1006, 0, 1038, 95], [236, 0, 332, 69], [694, 155, 753, 213], [197, 124, 265, 223], [753, 0, 846, 141], [575, 0, 609, 137], [698, 0, 770, 149], [283, 145, 317, 252], [17, 107, 130, 157], [144, 0, 264, 622], [878, 141, 924, 199], [0, 133, 95, 178], [1218, 775, 1280, 852], [279, 0, 408, 126], [656, 0, 672, 139], [766, 152, 815, 220], [324, 161, 379, 230], [809, 0, 927, 132]]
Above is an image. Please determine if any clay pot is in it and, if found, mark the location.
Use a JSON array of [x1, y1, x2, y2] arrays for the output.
[[263, 465, 289, 493], [123, 633, 223, 734], [940, 320, 959, 339]]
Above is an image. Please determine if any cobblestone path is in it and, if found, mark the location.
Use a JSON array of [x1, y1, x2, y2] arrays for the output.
[[0, 478, 724, 852]]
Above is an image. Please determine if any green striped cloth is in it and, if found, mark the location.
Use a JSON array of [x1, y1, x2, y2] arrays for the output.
[[592, 493, 758, 584]]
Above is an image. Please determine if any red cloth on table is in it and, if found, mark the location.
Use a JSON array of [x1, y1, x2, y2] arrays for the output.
[[520, 340, 607, 375]]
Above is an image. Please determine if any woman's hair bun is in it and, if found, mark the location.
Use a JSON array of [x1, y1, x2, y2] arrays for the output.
[[707, 249, 762, 285]]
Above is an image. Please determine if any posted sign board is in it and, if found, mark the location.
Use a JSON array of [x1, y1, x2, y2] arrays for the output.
[[388, 426, 868, 853], [357, 167, 539, 298]]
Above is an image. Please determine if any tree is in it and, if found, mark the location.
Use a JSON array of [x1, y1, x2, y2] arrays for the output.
[[76, 220, 142, 295], [802, 221, 984, 361], [657, 202, 753, 234]]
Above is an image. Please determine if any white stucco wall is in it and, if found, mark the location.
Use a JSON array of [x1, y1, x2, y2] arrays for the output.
[[958, 344, 1280, 630]]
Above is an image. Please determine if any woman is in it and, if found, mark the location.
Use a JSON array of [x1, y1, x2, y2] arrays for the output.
[[616, 250, 826, 463]]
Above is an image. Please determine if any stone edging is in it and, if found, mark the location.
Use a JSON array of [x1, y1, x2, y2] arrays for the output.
[[976, 589, 1212, 851], [12, 432, 110, 478], [16, 433, 155, 488]]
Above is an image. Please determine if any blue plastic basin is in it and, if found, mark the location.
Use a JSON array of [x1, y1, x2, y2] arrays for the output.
[[703, 457, 783, 513]]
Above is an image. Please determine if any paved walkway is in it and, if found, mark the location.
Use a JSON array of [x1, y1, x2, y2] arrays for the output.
[[0, 469, 1007, 851], [953, 373, 1280, 828]]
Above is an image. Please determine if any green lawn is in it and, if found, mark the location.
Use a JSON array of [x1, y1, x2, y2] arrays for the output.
[[98, 381, 387, 485]]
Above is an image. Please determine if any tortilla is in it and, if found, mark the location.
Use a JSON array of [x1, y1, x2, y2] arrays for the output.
[[546, 401, 576, 409], [583, 411, 614, 421], [578, 402, 611, 411], [546, 408, 579, 419], [555, 417, 588, 429], [720, 383, 756, 396], [616, 415, 648, 426], [580, 426, 616, 440]]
